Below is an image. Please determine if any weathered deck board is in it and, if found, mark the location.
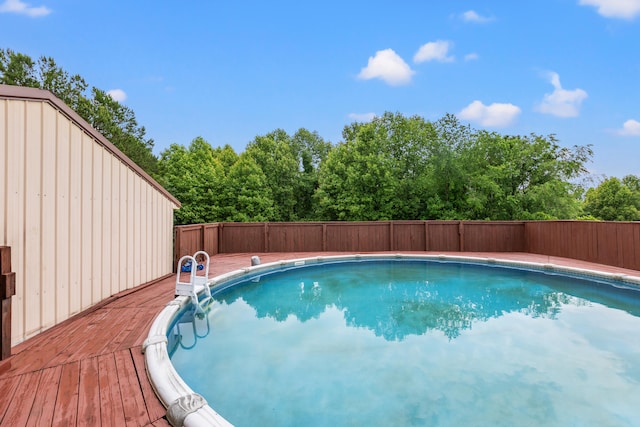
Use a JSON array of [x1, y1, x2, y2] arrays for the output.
[[103, 307, 155, 354], [25, 365, 62, 426], [1, 371, 40, 426], [97, 352, 127, 426], [0, 374, 22, 421], [0, 252, 638, 426], [4, 312, 96, 376], [51, 361, 80, 426], [131, 345, 168, 422], [114, 348, 151, 426], [69, 309, 133, 358], [77, 357, 101, 426]]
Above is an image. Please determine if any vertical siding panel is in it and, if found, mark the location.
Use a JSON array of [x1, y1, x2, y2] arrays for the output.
[[146, 183, 152, 280], [147, 183, 153, 281], [68, 125, 82, 315], [133, 178, 141, 288], [164, 198, 171, 273], [40, 105, 57, 329], [110, 157, 120, 296], [139, 181, 147, 283], [8, 100, 26, 344], [80, 133, 93, 310], [102, 149, 112, 299], [158, 192, 164, 277], [144, 183, 149, 278], [152, 190, 159, 277], [0, 100, 6, 246], [160, 199, 167, 272], [161, 195, 168, 274], [148, 189, 155, 278], [119, 163, 128, 293], [24, 102, 43, 338], [67, 125, 82, 314], [164, 198, 170, 273], [55, 115, 70, 322], [166, 199, 173, 271], [91, 144, 103, 304], [156, 190, 163, 275], [126, 169, 135, 290], [157, 192, 164, 276]]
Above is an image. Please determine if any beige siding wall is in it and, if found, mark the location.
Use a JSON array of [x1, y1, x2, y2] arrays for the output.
[[1, 95, 177, 345]]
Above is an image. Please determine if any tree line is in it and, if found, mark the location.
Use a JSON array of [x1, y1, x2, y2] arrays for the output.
[[158, 113, 637, 224], [2, 48, 639, 223]]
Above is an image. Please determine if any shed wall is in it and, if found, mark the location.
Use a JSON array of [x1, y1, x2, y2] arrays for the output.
[[0, 93, 178, 345]]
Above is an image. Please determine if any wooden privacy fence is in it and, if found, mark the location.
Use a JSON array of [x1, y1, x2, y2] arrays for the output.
[[174, 220, 640, 272], [525, 221, 640, 271]]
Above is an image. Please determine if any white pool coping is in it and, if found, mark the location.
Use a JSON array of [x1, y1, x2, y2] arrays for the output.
[[142, 254, 640, 427]]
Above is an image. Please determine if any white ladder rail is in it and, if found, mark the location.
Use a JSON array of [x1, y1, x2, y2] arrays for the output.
[[192, 250, 212, 301], [175, 253, 213, 313]]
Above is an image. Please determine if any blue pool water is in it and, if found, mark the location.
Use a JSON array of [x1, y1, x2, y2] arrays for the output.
[[168, 259, 640, 427]]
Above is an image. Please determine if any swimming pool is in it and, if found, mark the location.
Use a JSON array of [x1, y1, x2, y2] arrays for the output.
[[144, 255, 640, 427]]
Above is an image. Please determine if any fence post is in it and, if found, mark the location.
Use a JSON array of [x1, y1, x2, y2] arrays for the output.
[[459, 221, 465, 252], [263, 223, 269, 252], [424, 221, 429, 251], [322, 224, 327, 251], [173, 227, 181, 272], [1, 246, 16, 360]]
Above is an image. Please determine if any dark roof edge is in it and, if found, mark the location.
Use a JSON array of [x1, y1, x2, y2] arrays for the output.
[[0, 84, 181, 208]]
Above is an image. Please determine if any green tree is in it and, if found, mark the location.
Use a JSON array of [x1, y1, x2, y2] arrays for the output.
[[218, 153, 275, 222], [316, 113, 417, 220], [213, 144, 240, 172], [420, 114, 470, 219], [584, 176, 640, 221], [158, 138, 224, 225], [79, 88, 159, 177], [291, 128, 332, 220], [460, 132, 589, 220], [622, 175, 640, 194], [244, 129, 300, 221], [0, 49, 40, 87], [317, 112, 469, 221]]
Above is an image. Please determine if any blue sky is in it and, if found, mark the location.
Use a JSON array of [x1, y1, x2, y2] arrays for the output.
[[1, 0, 639, 180]]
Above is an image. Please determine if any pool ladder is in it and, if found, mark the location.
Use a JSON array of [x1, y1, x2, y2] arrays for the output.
[[168, 304, 211, 352], [175, 251, 213, 314]]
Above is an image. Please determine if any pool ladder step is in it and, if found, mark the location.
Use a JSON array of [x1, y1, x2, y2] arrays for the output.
[[175, 251, 213, 314]]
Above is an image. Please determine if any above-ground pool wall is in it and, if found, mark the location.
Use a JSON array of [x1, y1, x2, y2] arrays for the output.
[[0, 85, 180, 348]]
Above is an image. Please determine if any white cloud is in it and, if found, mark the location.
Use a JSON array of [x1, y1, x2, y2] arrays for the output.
[[107, 89, 127, 102], [535, 72, 588, 118], [579, 0, 640, 19], [414, 40, 454, 63], [348, 112, 376, 122], [458, 100, 521, 127], [461, 10, 494, 23], [616, 119, 640, 136], [464, 53, 479, 61], [357, 49, 414, 86], [0, 0, 51, 16]]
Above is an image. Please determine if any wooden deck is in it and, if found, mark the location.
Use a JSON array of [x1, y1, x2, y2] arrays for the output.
[[1, 252, 639, 427]]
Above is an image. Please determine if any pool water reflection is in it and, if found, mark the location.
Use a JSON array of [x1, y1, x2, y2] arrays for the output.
[[169, 259, 640, 427]]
